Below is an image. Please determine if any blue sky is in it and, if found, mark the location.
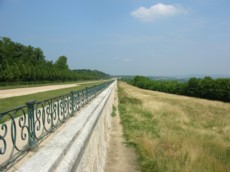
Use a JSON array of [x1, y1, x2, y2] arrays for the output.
[[0, 0, 230, 76]]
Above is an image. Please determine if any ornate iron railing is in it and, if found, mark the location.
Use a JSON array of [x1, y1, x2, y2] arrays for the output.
[[0, 80, 113, 170]]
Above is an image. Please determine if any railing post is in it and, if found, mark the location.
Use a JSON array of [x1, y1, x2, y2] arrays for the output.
[[76, 91, 79, 111], [85, 87, 88, 103], [25, 100, 37, 149], [70, 91, 75, 116]]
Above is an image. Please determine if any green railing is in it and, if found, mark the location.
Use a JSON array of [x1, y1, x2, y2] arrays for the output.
[[0, 80, 114, 170]]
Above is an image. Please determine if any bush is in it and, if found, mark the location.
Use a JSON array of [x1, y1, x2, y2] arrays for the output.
[[131, 76, 230, 102]]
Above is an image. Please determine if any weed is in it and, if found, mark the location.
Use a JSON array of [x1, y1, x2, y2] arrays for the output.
[[111, 105, 117, 117]]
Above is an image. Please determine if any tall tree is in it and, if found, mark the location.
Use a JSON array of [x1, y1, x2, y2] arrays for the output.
[[54, 56, 69, 70]]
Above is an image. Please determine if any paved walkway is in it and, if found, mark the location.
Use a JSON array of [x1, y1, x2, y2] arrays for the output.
[[0, 84, 77, 99]]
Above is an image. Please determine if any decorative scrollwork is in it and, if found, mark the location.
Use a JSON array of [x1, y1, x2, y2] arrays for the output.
[[0, 123, 7, 155]]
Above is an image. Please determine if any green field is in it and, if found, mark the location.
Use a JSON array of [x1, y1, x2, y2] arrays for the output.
[[0, 81, 104, 113], [118, 81, 230, 172]]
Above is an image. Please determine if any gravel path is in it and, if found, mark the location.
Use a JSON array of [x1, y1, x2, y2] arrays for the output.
[[0, 84, 77, 99]]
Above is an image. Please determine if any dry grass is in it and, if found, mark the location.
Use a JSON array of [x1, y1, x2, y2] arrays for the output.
[[118, 81, 230, 172]]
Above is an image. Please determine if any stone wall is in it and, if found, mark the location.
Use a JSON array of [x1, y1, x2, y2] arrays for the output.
[[72, 81, 116, 172], [17, 80, 116, 172]]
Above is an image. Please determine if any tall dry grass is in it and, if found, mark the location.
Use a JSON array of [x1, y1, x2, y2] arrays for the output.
[[118, 82, 230, 172]]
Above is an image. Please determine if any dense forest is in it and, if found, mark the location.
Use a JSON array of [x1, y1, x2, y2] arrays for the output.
[[129, 76, 230, 102], [0, 37, 110, 82]]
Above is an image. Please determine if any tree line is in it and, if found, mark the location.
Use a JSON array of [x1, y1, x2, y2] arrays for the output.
[[0, 37, 110, 82], [129, 76, 230, 102]]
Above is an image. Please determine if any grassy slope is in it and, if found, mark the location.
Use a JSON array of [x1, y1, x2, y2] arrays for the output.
[[118, 81, 230, 172]]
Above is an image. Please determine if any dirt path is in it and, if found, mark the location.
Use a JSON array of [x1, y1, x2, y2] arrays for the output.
[[104, 89, 140, 172], [0, 84, 78, 99]]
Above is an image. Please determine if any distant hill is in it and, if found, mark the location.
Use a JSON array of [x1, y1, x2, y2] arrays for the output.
[[115, 75, 135, 80], [148, 74, 230, 82], [118, 74, 230, 82], [148, 76, 188, 82]]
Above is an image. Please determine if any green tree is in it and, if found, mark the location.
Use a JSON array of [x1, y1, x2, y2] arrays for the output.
[[186, 77, 200, 97], [33, 48, 45, 63], [4, 64, 14, 82], [0, 37, 110, 83], [12, 62, 21, 81], [55, 56, 69, 70], [0, 64, 3, 81]]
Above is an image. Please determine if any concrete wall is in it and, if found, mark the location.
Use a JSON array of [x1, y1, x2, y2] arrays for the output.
[[17, 80, 116, 172]]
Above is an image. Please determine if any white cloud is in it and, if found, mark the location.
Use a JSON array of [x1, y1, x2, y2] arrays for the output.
[[131, 3, 186, 22]]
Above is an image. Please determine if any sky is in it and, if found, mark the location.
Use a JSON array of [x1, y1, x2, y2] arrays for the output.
[[0, 0, 230, 76]]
